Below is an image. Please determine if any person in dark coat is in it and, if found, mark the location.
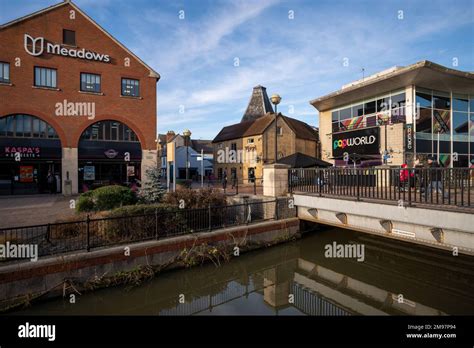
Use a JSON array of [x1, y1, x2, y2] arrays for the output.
[[426, 155, 446, 200]]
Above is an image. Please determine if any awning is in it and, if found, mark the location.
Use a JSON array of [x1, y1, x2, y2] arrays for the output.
[[279, 152, 332, 168]]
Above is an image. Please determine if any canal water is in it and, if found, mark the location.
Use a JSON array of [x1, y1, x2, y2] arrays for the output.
[[13, 227, 474, 316]]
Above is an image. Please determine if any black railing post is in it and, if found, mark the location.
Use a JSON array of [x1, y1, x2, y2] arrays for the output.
[[274, 198, 279, 220], [356, 169, 360, 201], [208, 204, 212, 231], [408, 168, 412, 206], [289, 170, 292, 194], [236, 178, 239, 195], [155, 208, 159, 239], [86, 215, 90, 252], [253, 179, 256, 195], [46, 223, 51, 243], [245, 200, 249, 225]]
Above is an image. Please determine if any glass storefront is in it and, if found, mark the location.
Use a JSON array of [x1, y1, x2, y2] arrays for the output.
[[414, 87, 473, 167], [78, 120, 142, 192], [0, 114, 62, 195], [331, 89, 406, 133]]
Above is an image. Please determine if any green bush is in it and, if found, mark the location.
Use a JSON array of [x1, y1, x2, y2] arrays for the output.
[[76, 185, 137, 213], [176, 179, 192, 189], [163, 187, 227, 209], [76, 191, 95, 212], [94, 185, 137, 211], [103, 204, 186, 241]]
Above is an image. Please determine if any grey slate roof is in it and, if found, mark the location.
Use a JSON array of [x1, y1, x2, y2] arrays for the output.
[[241, 85, 274, 122], [213, 113, 318, 143]]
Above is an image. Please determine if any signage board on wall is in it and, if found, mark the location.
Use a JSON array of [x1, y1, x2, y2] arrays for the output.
[[24, 34, 111, 63], [332, 128, 380, 158], [83, 166, 95, 181], [405, 124, 414, 153], [19, 166, 34, 183]]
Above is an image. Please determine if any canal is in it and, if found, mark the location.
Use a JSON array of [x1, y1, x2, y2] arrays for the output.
[[13, 227, 474, 316]]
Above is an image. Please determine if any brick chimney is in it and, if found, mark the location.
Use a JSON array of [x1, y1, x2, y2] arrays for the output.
[[166, 130, 176, 143]]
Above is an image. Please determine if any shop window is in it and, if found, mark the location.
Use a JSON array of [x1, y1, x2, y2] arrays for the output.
[[331, 110, 339, 122], [332, 122, 340, 132], [453, 112, 468, 141], [0, 115, 58, 139], [352, 104, 364, 117], [339, 107, 351, 120], [81, 73, 101, 93], [0, 62, 10, 83], [34, 67, 57, 88], [433, 109, 450, 136], [416, 91, 432, 109], [391, 106, 406, 124], [390, 93, 405, 109], [81, 121, 139, 142], [231, 143, 237, 151], [416, 108, 432, 135], [433, 92, 451, 110], [0, 118, 5, 136], [121, 78, 140, 97], [364, 100, 376, 115], [470, 113, 474, 138], [453, 155, 468, 168], [63, 29, 76, 46], [453, 95, 469, 112], [376, 97, 390, 112], [366, 115, 376, 127], [15, 115, 24, 137]]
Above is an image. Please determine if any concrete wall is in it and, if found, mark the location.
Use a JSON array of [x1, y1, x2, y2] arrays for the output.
[[0, 218, 299, 310], [294, 194, 474, 255]]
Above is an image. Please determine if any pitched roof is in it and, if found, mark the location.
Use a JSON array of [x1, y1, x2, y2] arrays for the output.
[[213, 113, 318, 143], [281, 116, 319, 141], [191, 139, 213, 154], [279, 152, 332, 168], [241, 85, 274, 122], [0, 0, 160, 79]]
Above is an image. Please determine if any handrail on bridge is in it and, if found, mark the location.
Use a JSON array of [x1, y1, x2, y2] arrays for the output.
[[288, 167, 473, 209]]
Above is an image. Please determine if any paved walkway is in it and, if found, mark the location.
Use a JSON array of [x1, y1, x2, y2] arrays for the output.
[[0, 195, 78, 228]]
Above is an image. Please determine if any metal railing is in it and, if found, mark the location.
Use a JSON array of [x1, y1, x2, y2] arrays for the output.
[[289, 167, 474, 209], [0, 198, 295, 263]]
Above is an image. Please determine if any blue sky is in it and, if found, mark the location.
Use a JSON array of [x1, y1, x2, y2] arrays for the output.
[[1, 0, 473, 140]]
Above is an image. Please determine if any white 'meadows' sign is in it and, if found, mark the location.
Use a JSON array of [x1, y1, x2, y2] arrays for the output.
[[24, 34, 111, 63]]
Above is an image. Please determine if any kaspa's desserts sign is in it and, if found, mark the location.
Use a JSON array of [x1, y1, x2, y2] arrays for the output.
[[24, 34, 111, 63]]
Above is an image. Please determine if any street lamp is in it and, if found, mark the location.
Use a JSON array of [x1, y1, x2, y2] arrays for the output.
[[183, 129, 192, 180], [271, 94, 281, 164]]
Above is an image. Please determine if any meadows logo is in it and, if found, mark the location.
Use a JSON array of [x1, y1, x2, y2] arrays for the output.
[[24, 34, 111, 63], [55, 99, 95, 120], [324, 241, 365, 262], [18, 322, 55, 342], [333, 135, 376, 150]]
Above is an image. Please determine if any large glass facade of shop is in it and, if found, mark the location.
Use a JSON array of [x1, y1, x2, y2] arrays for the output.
[[78, 120, 142, 192], [331, 89, 406, 133], [414, 87, 473, 167], [0, 114, 62, 195]]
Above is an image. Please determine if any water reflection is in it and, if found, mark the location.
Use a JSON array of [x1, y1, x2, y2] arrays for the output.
[[15, 227, 474, 316]]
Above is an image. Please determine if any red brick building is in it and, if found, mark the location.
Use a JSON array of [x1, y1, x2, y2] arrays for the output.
[[0, 0, 160, 195]]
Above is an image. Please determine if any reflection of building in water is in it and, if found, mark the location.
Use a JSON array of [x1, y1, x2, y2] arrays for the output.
[[262, 261, 295, 310]]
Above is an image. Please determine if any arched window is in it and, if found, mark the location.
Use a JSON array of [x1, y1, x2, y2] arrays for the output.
[[0, 114, 59, 139], [80, 120, 139, 142]]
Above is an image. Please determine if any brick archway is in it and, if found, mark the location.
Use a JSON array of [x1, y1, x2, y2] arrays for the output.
[[72, 115, 146, 149], [0, 110, 67, 147]]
